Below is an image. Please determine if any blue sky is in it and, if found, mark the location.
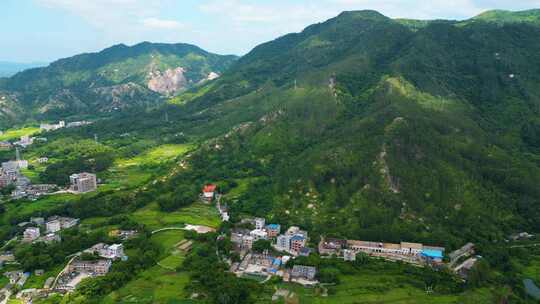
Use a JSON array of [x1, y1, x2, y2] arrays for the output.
[[1, 0, 540, 62]]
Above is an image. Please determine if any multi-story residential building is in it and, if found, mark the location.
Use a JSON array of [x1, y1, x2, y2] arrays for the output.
[[68, 259, 111, 276], [290, 235, 306, 253], [46, 216, 79, 233], [242, 235, 254, 249], [70, 172, 97, 193], [250, 229, 268, 241], [100, 244, 125, 260], [23, 227, 40, 242], [266, 224, 280, 238], [46, 219, 61, 233], [318, 237, 347, 256], [275, 234, 291, 252], [291, 265, 317, 281]]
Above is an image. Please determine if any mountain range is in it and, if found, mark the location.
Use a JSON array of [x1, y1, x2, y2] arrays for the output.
[[0, 42, 237, 126], [3, 9, 540, 246]]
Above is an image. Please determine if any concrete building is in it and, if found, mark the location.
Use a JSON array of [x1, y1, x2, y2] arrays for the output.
[[343, 249, 356, 261], [70, 172, 97, 193], [250, 229, 268, 241], [291, 265, 317, 280], [275, 234, 291, 251], [318, 237, 347, 256], [46, 216, 79, 233], [23, 227, 40, 242], [242, 235, 254, 249], [254, 218, 266, 230], [266, 224, 280, 238], [290, 235, 306, 254], [68, 259, 111, 276]]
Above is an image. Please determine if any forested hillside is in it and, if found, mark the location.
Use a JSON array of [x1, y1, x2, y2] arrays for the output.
[[0, 42, 237, 124], [127, 9, 540, 248]]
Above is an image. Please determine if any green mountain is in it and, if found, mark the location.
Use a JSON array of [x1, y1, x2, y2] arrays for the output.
[[113, 9, 540, 248], [0, 42, 237, 123], [470, 9, 540, 25]]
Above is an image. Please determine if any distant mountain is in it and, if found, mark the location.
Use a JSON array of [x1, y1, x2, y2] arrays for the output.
[[0, 61, 47, 77], [0, 42, 238, 123]]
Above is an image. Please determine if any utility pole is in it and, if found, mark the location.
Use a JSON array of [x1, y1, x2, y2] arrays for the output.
[[165, 111, 169, 123]]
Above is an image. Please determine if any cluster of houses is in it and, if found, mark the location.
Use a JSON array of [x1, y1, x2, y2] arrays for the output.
[[39, 121, 65, 132], [228, 218, 318, 285], [56, 243, 126, 291], [21, 216, 79, 243], [0, 149, 58, 200], [318, 237, 445, 265], [40, 120, 93, 132]]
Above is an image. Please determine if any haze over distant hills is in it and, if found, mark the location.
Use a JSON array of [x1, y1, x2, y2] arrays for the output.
[[0, 61, 47, 77]]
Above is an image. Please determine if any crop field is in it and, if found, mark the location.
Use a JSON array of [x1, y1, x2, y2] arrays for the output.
[[102, 230, 191, 303], [0, 126, 40, 141]]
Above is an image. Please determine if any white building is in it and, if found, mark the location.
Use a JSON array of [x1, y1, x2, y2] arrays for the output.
[[100, 244, 125, 260], [254, 218, 266, 230], [343, 249, 356, 261], [23, 227, 40, 242], [46, 216, 79, 233], [37, 157, 49, 164], [70, 172, 97, 193], [250, 229, 268, 241]]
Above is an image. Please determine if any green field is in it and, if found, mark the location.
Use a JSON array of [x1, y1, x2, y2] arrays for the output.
[[102, 144, 193, 191], [101, 265, 191, 304], [102, 230, 191, 303], [130, 202, 220, 230], [114, 144, 192, 168], [0, 126, 40, 141], [267, 276, 495, 304]]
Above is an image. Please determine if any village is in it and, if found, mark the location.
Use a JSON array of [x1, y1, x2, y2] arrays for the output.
[[202, 184, 485, 288], [0, 120, 98, 201]]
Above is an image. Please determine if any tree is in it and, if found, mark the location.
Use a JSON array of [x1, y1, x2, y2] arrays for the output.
[[467, 260, 491, 288], [318, 267, 341, 284], [251, 239, 271, 253]]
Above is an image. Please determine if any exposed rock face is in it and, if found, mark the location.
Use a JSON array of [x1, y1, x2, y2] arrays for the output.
[[206, 72, 220, 81], [147, 67, 188, 95]]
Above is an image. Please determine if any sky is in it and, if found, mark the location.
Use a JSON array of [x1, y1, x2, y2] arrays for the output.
[[1, 0, 540, 63]]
